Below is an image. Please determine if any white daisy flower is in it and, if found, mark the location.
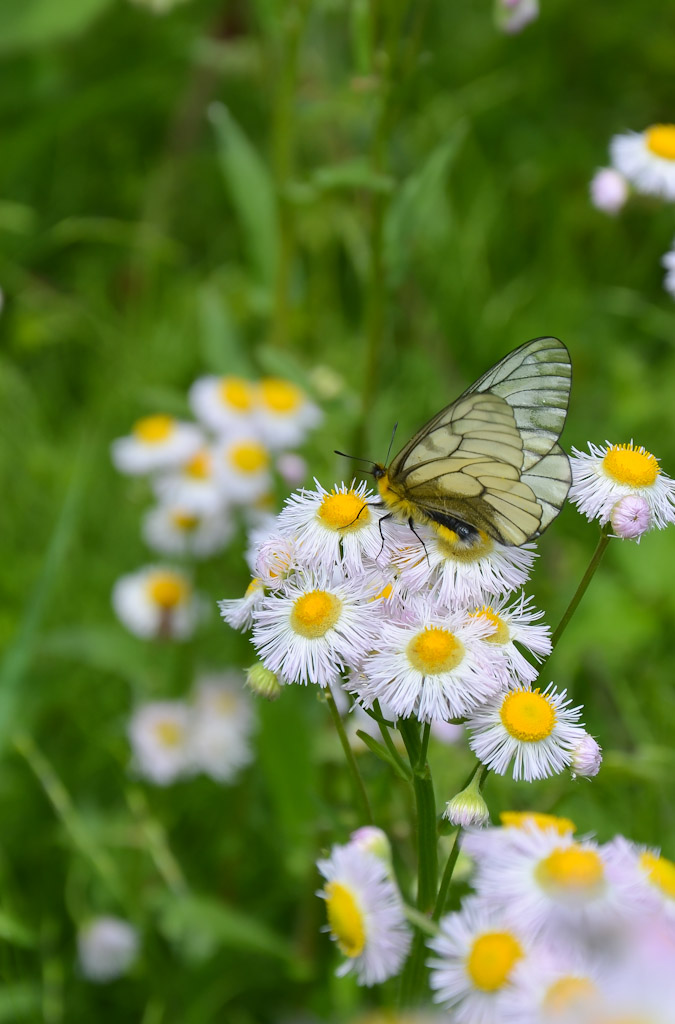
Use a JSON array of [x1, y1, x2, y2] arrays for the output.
[[386, 522, 537, 609], [431, 720, 465, 745], [188, 672, 255, 783], [213, 433, 272, 505], [468, 592, 551, 685], [495, 0, 539, 34], [501, 948, 601, 1024], [128, 700, 193, 785], [609, 494, 651, 541], [112, 566, 202, 640], [466, 682, 587, 781], [189, 374, 257, 434], [153, 447, 225, 516], [316, 841, 412, 986], [252, 571, 381, 686], [472, 828, 637, 947], [605, 837, 675, 921], [569, 441, 675, 530], [428, 896, 529, 1023], [570, 731, 602, 778], [462, 812, 578, 868], [254, 533, 300, 590], [662, 238, 675, 298], [611, 124, 675, 201], [351, 603, 507, 723], [219, 577, 266, 631], [254, 377, 322, 451], [276, 480, 387, 575], [276, 452, 308, 487], [589, 167, 629, 215], [110, 414, 203, 476], [77, 917, 139, 983], [142, 503, 235, 559]]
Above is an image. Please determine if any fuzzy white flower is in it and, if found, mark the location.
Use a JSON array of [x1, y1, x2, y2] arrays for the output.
[[254, 377, 322, 451], [252, 571, 381, 686], [386, 522, 537, 609], [276, 452, 308, 487], [501, 948, 601, 1024], [317, 841, 412, 986], [462, 811, 578, 868], [128, 700, 193, 784], [570, 441, 675, 530], [277, 480, 388, 575], [254, 533, 300, 590], [428, 896, 529, 1023], [611, 125, 675, 201], [570, 732, 602, 778], [188, 673, 255, 783], [466, 682, 586, 781], [111, 415, 203, 476], [112, 566, 202, 640], [467, 592, 551, 685], [219, 577, 266, 631], [142, 503, 234, 559], [605, 837, 675, 922], [495, 0, 538, 34], [153, 447, 225, 515], [589, 168, 629, 215], [189, 375, 257, 434], [663, 238, 675, 298], [77, 917, 139, 982], [213, 433, 272, 504], [352, 603, 507, 722]]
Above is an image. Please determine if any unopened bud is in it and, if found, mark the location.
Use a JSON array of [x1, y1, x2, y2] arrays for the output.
[[610, 495, 651, 541], [245, 662, 282, 701], [495, 0, 539, 34], [444, 771, 490, 828], [590, 168, 629, 215], [571, 732, 602, 779], [349, 826, 392, 865]]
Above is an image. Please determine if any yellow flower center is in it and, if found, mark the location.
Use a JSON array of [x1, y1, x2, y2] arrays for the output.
[[229, 441, 269, 474], [371, 583, 394, 601], [219, 376, 254, 411], [500, 689, 556, 742], [132, 414, 175, 444], [466, 932, 523, 992], [155, 720, 184, 747], [436, 530, 493, 564], [324, 881, 366, 957], [245, 578, 263, 598], [259, 377, 302, 414], [470, 606, 510, 644], [536, 845, 605, 898], [185, 450, 211, 479], [543, 976, 597, 1014], [602, 443, 659, 487], [170, 510, 200, 531], [645, 124, 675, 161], [146, 571, 189, 609], [290, 590, 342, 638], [499, 811, 576, 836], [318, 490, 370, 532], [407, 627, 465, 674], [639, 851, 675, 901]]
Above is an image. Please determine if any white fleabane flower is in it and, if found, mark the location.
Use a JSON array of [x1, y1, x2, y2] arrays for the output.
[[662, 239, 675, 298], [219, 577, 266, 631], [111, 415, 203, 476], [570, 441, 675, 530], [77, 917, 139, 982], [351, 603, 507, 723], [276, 480, 387, 575], [495, 0, 538, 34], [254, 377, 322, 451], [428, 896, 529, 1023], [254, 533, 300, 590], [466, 682, 587, 781], [112, 566, 202, 640], [128, 701, 193, 784], [251, 571, 381, 686], [142, 503, 234, 559], [589, 168, 629, 215], [386, 523, 537, 609], [462, 812, 578, 869], [188, 673, 255, 783], [468, 592, 551, 685], [317, 841, 411, 986], [189, 375, 257, 434], [501, 949, 601, 1024], [153, 447, 225, 515], [605, 837, 675, 922], [611, 124, 675, 201], [213, 433, 272, 504]]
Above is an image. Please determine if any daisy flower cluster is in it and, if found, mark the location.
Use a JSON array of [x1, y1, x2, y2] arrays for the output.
[[428, 812, 675, 1023], [589, 122, 675, 300], [569, 440, 675, 541], [221, 478, 600, 783], [128, 672, 255, 785]]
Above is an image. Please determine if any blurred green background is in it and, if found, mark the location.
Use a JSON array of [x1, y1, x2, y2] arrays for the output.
[[2, 0, 675, 1020]]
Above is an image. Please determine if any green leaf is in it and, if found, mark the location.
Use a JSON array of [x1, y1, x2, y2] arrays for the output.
[[209, 102, 278, 289], [0, 0, 113, 53], [354, 731, 410, 780], [311, 159, 394, 195], [197, 282, 253, 377], [0, 910, 37, 949]]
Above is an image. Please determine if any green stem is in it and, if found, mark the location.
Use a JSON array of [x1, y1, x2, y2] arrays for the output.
[[432, 828, 461, 922], [546, 528, 612, 662], [417, 722, 431, 771], [372, 702, 411, 779], [403, 904, 439, 937], [325, 691, 374, 824]]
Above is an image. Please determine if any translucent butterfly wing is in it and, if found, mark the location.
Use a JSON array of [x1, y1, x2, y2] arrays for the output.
[[387, 337, 572, 545]]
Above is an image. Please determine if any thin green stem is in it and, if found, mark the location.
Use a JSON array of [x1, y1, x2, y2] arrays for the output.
[[372, 703, 411, 780], [417, 722, 431, 772], [433, 828, 462, 922], [544, 528, 612, 665], [324, 691, 374, 824], [403, 904, 440, 937]]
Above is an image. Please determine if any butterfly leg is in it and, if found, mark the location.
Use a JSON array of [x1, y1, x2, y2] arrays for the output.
[[376, 513, 393, 559], [408, 517, 430, 566]]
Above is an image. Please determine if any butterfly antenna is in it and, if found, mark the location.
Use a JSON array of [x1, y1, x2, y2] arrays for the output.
[[334, 450, 375, 466], [384, 422, 398, 465]]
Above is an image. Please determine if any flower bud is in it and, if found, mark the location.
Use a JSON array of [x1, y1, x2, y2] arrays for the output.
[[349, 826, 392, 865], [495, 0, 539, 34], [610, 495, 651, 541], [245, 662, 282, 701], [276, 453, 307, 487], [571, 732, 602, 779], [590, 168, 629, 215], [77, 917, 139, 983], [444, 771, 490, 828]]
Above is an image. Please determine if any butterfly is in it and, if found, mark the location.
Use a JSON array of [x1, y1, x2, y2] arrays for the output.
[[371, 337, 572, 549]]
